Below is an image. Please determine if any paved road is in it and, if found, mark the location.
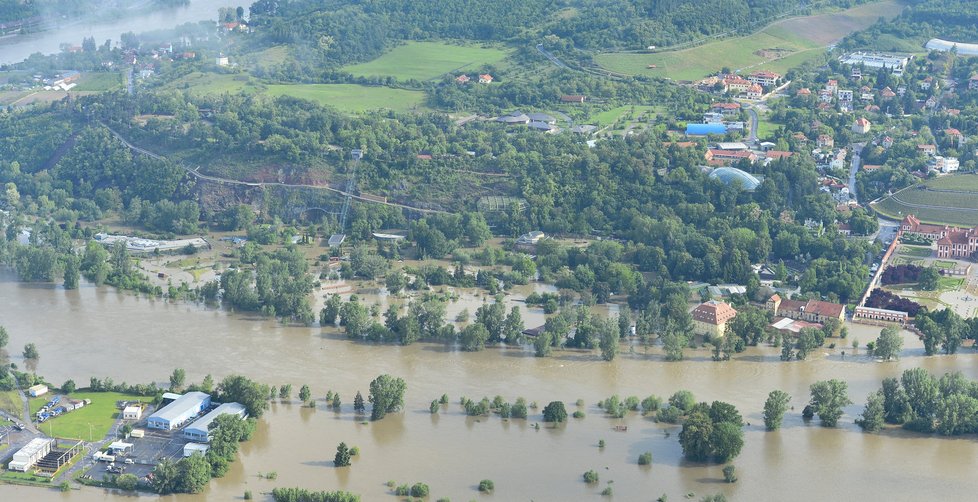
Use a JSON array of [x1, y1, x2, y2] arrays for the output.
[[849, 143, 864, 204], [535, 44, 570, 70], [747, 107, 759, 144]]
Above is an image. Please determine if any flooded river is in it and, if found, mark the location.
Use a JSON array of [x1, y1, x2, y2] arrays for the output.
[[1, 270, 977, 501], [0, 0, 234, 65]]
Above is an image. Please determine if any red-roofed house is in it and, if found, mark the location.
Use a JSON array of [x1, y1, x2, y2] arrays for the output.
[[817, 134, 834, 149], [852, 117, 871, 134], [862, 164, 882, 172], [711, 102, 741, 116], [706, 149, 758, 164], [455, 74, 470, 84], [945, 128, 964, 147], [766, 295, 845, 323], [560, 95, 586, 103], [478, 74, 493, 84], [748, 70, 781, 87], [691, 300, 738, 337], [723, 76, 751, 93], [766, 151, 793, 160], [746, 84, 763, 100], [881, 86, 896, 99], [917, 144, 937, 156], [796, 88, 812, 96]]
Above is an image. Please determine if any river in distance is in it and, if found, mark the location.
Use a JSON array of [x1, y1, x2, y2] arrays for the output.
[[0, 270, 977, 501], [0, 0, 235, 65]]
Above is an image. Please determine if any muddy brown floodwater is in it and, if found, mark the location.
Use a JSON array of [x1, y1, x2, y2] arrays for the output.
[[1, 269, 977, 501]]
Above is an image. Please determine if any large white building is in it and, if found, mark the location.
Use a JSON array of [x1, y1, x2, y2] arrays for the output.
[[147, 392, 211, 430], [8, 438, 54, 472], [184, 402, 248, 442], [839, 52, 911, 73], [925, 38, 978, 56]]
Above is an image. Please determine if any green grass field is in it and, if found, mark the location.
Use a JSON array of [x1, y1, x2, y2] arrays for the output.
[[873, 174, 978, 227], [266, 84, 426, 113], [593, 0, 904, 80], [0, 390, 21, 417], [32, 392, 148, 441], [343, 41, 509, 81], [165, 72, 258, 95], [72, 72, 123, 91], [592, 105, 657, 127]]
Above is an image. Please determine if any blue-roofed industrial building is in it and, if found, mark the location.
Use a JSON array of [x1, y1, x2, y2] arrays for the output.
[[147, 392, 211, 430], [183, 402, 248, 442], [686, 123, 727, 136]]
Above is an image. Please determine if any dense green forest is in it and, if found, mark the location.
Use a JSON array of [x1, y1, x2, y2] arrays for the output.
[[247, 0, 874, 69]]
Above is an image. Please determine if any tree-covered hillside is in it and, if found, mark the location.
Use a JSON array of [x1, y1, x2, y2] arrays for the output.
[[248, 0, 876, 67], [842, 0, 978, 50]]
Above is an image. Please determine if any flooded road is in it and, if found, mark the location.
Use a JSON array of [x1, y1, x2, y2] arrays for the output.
[[1, 270, 977, 501], [0, 0, 233, 65]]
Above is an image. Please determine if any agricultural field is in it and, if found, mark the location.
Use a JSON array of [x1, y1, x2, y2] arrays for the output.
[[872, 174, 978, 227], [266, 84, 426, 113], [31, 392, 148, 441], [593, 0, 905, 81], [342, 41, 509, 81]]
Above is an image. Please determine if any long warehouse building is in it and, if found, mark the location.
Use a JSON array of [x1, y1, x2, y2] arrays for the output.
[[184, 402, 248, 442], [147, 391, 211, 430], [8, 438, 55, 472]]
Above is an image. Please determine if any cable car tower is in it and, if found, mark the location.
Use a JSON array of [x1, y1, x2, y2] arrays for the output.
[[327, 148, 363, 248]]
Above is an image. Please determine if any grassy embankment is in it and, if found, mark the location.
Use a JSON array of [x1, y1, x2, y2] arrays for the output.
[[872, 174, 978, 227], [593, 0, 906, 81], [30, 391, 149, 441]]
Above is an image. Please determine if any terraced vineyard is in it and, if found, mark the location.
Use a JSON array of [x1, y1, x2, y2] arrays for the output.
[[872, 174, 978, 227]]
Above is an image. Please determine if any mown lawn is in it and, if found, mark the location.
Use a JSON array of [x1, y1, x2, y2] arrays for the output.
[[593, 0, 903, 80], [33, 391, 149, 441], [266, 84, 426, 113], [342, 41, 509, 81], [72, 72, 123, 91], [592, 105, 657, 127], [899, 246, 933, 258]]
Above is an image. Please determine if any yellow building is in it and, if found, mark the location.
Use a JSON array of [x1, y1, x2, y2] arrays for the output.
[[691, 301, 738, 338]]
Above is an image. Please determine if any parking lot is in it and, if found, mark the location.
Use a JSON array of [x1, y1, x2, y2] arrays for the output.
[[82, 428, 191, 481]]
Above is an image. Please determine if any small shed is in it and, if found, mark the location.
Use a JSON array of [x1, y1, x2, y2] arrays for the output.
[[183, 443, 209, 457], [130, 429, 145, 438], [29, 384, 49, 397], [107, 441, 134, 454], [123, 405, 143, 420]]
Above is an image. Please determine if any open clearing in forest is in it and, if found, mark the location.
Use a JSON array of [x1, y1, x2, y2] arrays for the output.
[[342, 41, 509, 81], [266, 84, 426, 113], [872, 174, 978, 227], [164, 72, 426, 113], [593, 0, 906, 81], [73, 72, 123, 91]]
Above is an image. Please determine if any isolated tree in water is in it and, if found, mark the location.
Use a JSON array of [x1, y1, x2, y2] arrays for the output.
[[354, 391, 365, 414], [368, 374, 406, 421], [334, 442, 351, 467]]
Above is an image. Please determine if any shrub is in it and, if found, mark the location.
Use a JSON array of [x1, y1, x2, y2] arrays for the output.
[[657, 406, 683, 423], [598, 439, 605, 448], [573, 410, 585, 418], [602, 487, 613, 496], [410, 483, 430, 498], [479, 479, 494, 492], [244, 490, 253, 500], [638, 452, 653, 465], [395, 484, 410, 496], [723, 465, 737, 483], [583, 470, 599, 484]]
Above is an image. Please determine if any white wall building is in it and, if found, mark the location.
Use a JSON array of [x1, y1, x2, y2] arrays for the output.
[[8, 438, 54, 472]]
